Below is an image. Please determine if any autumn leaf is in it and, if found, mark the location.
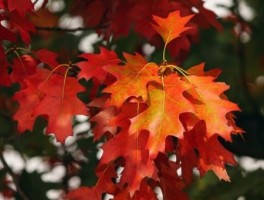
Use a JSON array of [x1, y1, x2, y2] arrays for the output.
[[77, 47, 120, 83], [66, 163, 117, 200], [10, 55, 37, 88], [183, 75, 241, 140], [155, 153, 189, 200], [12, 68, 51, 133], [65, 187, 97, 200], [103, 53, 159, 108], [187, 62, 221, 77], [35, 49, 59, 68], [7, 0, 34, 17], [13, 81, 40, 133], [186, 0, 223, 31], [33, 73, 88, 142], [180, 120, 237, 181], [9, 10, 36, 44], [108, 102, 147, 129], [99, 102, 156, 196], [100, 130, 156, 196], [0, 19, 16, 42], [90, 106, 118, 140], [129, 74, 194, 157], [152, 11, 194, 45]]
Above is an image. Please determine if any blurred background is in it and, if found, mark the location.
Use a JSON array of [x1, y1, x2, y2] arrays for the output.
[[0, 0, 264, 199]]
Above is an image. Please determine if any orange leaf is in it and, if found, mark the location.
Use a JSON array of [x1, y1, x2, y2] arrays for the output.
[[103, 53, 159, 108], [184, 75, 241, 140], [152, 11, 193, 45], [129, 74, 194, 157]]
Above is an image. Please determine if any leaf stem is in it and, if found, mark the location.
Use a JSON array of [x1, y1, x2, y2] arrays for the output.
[[162, 28, 172, 61], [16, 47, 32, 55], [162, 41, 168, 62], [14, 51, 27, 73], [60, 67, 72, 113], [46, 64, 71, 81], [167, 64, 206, 103]]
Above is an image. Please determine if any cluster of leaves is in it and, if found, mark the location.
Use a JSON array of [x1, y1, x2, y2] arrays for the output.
[[1, 0, 258, 199], [66, 11, 242, 199]]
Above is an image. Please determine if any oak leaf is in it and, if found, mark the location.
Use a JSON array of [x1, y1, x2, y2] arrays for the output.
[[7, 0, 34, 17], [35, 49, 59, 68], [12, 68, 51, 133], [10, 55, 37, 88], [9, 10, 36, 44], [100, 130, 156, 196], [183, 75, 241, 140], [77, 47, 120, 83], [0, 18, 16, 42], [103, 53, 159, 108], [180, 120, 236, 181], [33, 74, 88, 142], [129, 74, 194, 157], [13, 81, 40, 132], [152, 10, 193, 45], [90, 106, 117, 140], [155, 153, 189, 200]]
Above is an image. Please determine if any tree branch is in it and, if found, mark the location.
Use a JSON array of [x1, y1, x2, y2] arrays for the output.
[[35, 26, 104, 32], [0, 152, 29, 200]]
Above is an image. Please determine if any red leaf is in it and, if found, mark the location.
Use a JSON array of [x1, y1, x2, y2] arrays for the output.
[[9, 11, 35, 44], [67, 162, 117, 200], [66, 187, 97, 200], [155, 153, 189, 200], [189, 0, 222, 31], [180, 120, 236, 180], [7, 0, 34, 17], [33, 74, 88, 142], [0, 20, 16, 42], [77, 47, 120, 83], [100, 130, 156, 196], [13, 81, 40, 132], [12, 69, 50, 132], [90, 106, 118, 140], [10, 55, 37, 88], [35, 49, 60, 68]]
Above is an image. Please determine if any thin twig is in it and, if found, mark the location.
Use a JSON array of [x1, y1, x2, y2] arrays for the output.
[[35, 25, 105, 32], [0, 152, 29, 200]]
